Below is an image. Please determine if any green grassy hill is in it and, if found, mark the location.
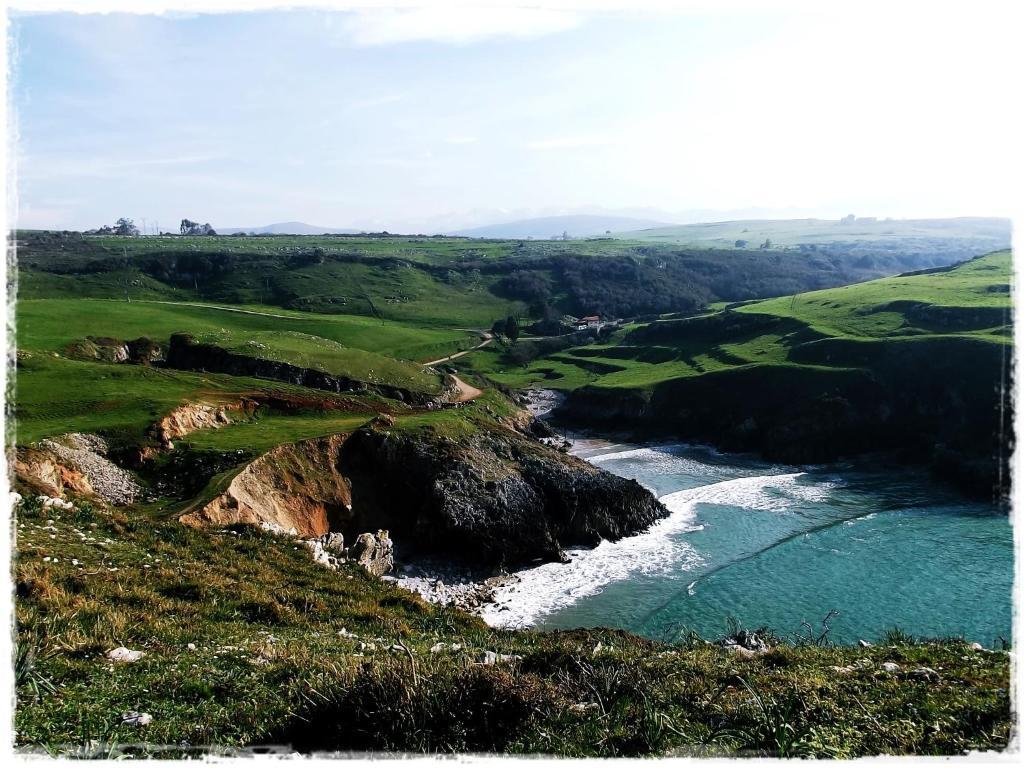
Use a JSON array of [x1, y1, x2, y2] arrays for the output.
[[480, 251, 1011, 392], [495, 251, 1012, 499], [17, 227, 998, 327]]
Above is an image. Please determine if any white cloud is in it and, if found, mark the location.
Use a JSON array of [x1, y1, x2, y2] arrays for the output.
[[339, 6, 582, 46], [445, 135, 479, 145], [348, 92, 406, 110]]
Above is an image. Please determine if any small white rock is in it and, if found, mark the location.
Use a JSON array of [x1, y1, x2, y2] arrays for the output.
[[881, 662, 901, 673], [121, 711, 153, 726], [107, 647, 146, 663]]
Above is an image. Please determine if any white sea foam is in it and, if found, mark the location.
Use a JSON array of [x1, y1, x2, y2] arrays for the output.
[[587, 446, 661, 463], [482, 471, 829, 628]]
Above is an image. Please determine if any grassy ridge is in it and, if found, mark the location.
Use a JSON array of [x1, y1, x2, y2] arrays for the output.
[[185, 328, 443, 394], [13, 351, 394, 447], [18, 228, 998, 329], [16, 299, 475, 361], [12, 296, 477, 444]]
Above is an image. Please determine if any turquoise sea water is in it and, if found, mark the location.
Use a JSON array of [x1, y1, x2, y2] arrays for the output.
[[481, 443, 1013, 646]]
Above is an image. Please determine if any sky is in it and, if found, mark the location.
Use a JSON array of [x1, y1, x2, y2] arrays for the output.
[[8, 1, 1022, 233]]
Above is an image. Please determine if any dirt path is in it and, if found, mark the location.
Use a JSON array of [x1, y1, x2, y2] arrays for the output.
[[422, 333, 493, 366], [133, 300, 303, 320], [450, 375, 483, 403]]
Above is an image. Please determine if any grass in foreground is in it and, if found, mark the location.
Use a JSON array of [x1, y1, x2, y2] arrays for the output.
[[14, 494, 1011, 757]]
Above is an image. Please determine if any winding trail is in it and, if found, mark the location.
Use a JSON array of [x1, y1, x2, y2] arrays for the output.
[[131, 299, 304, 320], [422, 333, 493, 366], [449, 375, 483, 403]]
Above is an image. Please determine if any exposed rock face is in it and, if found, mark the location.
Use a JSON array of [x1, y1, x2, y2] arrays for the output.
[[165, 333, 442, 406], [152, 399, 259, 448], [335, 424, 667, 567], [14, 448, 94, 498], [559, 334, 1012, 502], [179, 435, 353, 538], [180, 423, 667, 569], [65, 336, 163, 364], [350, 530, 394, 576], [26, 434, 141, 505]]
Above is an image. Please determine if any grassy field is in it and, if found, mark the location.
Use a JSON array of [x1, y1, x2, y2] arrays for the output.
[[12, 351, 389, 447], [13, 493, 1011, 757], [177, 412, 375, 454], [186, 328, 443, 394], [615, 216, 1011, 250], [735, 251, 1012, 340], [16, 299, 476, 362], [11, 296, 480, 445]]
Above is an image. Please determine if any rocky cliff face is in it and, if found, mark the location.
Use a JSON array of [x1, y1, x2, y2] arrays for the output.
[[152, 399, 259, 448], [180, 434, 353, 538], [335, 424, 667, 567], [559, 336, 1012, 501], [181, 423, 667, 568]]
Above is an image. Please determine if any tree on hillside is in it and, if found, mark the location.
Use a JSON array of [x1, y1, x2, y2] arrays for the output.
[[114, 218, 139, 236], [504, 315, 520, 342]]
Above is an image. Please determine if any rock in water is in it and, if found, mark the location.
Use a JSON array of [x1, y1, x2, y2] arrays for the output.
[[351, 530, 394, 576]]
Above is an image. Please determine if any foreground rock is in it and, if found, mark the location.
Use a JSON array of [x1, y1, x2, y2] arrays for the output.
[[181, 422, 666, 568], [350, 531, 394, 576], [302, 530, 393, 576]]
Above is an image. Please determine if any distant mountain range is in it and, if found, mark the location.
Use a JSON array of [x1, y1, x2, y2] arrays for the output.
[[216, 221, 364, 235], [447, 214, 672, 239]]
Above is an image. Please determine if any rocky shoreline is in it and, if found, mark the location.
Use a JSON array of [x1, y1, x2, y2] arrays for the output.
[[384, 561, 523, 615]]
